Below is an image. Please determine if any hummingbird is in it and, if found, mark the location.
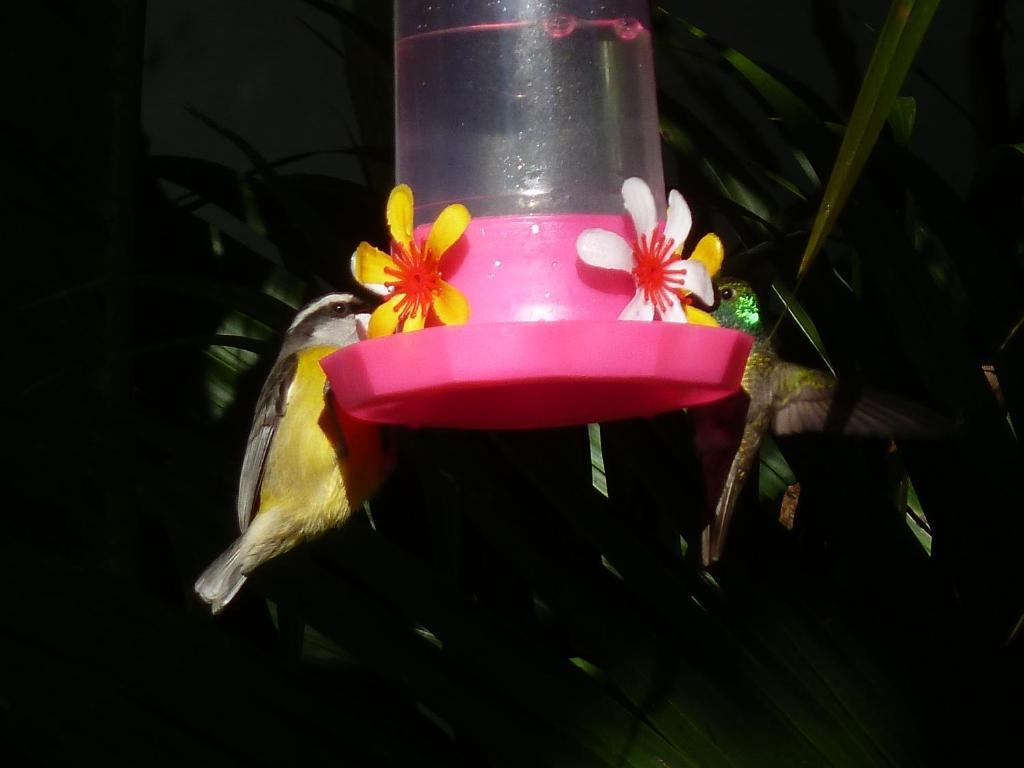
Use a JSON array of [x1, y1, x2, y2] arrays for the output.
[[691, 278, 948, 566]]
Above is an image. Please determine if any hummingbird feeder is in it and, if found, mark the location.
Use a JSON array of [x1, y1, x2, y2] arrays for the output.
[[321, 0, 752, 429]]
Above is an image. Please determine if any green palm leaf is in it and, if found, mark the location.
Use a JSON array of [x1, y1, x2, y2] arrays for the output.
[[798, 0, 943, 279]]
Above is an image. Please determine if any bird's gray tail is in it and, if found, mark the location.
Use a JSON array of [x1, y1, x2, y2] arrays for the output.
[[194, 538, 248, 614]]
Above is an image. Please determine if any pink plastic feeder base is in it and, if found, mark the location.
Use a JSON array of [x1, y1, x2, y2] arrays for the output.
[[321, 321, 752, 430], [324, 214, 751, 429]]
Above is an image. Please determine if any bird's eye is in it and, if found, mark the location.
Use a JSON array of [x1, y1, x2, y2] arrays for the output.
[[332, 302, 350, 316], [720, 287, 734, 301]]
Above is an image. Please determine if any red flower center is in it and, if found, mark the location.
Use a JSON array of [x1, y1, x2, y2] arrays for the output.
[[631, 229, 687, 313], [383, 240, 442, 326]]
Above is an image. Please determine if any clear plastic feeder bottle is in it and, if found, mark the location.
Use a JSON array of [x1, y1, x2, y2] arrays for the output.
[[396, 0, 665, 221]]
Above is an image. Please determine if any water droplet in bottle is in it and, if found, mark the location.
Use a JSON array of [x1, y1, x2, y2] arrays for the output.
[[614, 17, 643, 40], [544, 14, 577, 39]]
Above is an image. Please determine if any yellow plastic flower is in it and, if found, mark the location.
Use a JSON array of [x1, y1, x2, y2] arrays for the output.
[[351, 185, 471, 337], [678, 232, 725, 327]]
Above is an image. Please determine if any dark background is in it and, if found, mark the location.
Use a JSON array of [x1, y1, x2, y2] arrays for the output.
[[143, 1, 1020, 192], [4, 1, 1022, 765]]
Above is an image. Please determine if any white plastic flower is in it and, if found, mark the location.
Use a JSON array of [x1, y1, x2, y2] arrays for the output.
[[576, 178, 721, 324]]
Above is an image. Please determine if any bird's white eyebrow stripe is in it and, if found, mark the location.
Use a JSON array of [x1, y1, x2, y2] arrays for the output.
[[286, 294, 353, 331]]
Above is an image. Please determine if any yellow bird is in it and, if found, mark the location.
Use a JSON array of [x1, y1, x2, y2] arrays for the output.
[[195, 293, 391, 613]]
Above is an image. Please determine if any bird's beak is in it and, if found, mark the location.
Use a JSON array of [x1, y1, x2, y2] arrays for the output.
[[354, 313, 371, 341]]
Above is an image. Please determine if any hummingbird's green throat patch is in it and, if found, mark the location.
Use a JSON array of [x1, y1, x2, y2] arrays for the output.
[[733, 293, 761, 333]]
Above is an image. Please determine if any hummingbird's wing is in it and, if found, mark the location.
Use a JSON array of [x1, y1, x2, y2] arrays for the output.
[[770, 364, 838, 435], [237, 354, 298, 532], [771, 363, 949, 437]]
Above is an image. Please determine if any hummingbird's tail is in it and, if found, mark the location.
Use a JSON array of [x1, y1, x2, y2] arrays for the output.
[[194, 537, 248, 614], [703, 448, 748, 566]]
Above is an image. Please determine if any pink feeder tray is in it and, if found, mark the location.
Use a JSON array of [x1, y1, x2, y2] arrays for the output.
[[321, 214, 753, 430]]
